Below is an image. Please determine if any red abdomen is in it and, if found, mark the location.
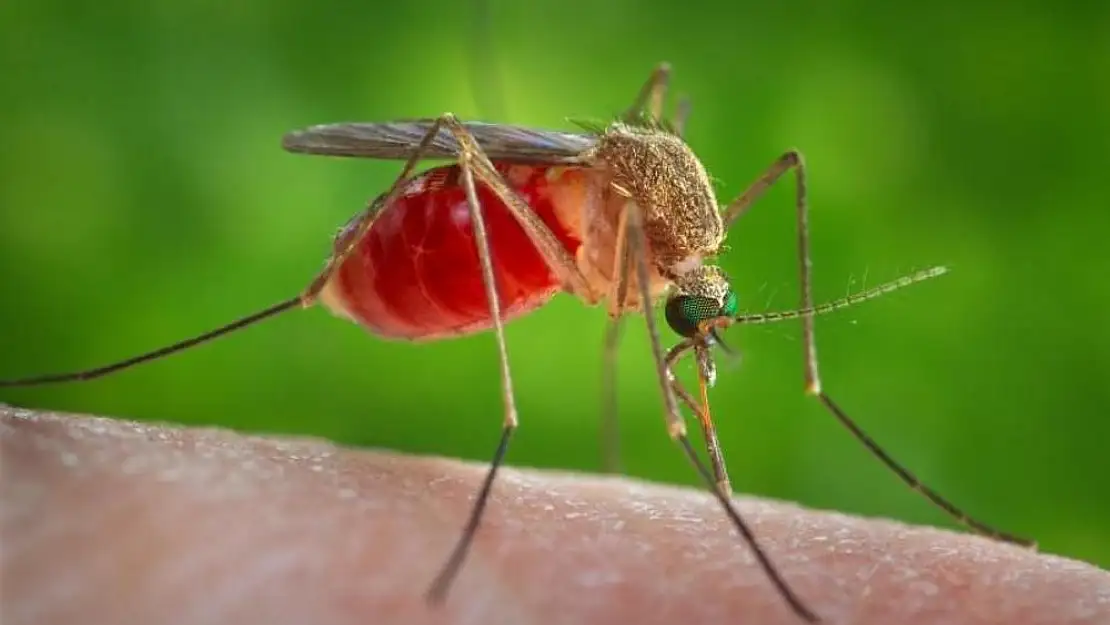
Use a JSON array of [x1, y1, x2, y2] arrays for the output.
[[322, 163, 584, 340]]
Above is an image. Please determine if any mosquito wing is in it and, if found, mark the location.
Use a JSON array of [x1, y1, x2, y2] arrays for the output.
[[282, 119, 597, 165]]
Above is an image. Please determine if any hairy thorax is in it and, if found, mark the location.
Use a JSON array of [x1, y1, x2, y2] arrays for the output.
[[545, 123, 725, 313], [592, 123, 724, 267]]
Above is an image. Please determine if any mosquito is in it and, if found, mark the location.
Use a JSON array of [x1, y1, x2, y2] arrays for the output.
[[0, 63, 1034, 622]]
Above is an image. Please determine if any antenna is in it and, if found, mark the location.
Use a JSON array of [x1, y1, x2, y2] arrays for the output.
[[733, 266, 949, 325]]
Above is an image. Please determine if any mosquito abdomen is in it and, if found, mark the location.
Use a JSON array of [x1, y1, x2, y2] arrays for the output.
[[320, 163, 585, 340]]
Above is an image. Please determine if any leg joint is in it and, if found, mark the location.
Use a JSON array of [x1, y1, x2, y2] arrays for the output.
[[780, 149, 804, 168]]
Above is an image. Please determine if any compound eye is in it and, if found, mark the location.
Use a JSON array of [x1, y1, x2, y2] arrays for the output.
[[664, 290, 738, 338], [664, 294, 719, 337]]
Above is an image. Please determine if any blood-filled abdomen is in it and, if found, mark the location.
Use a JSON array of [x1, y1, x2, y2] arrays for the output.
[[320, 163, 585, 340]]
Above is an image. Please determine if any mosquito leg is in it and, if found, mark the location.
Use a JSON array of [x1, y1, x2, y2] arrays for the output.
[[623, 62, 672, 124], [622, 63, 692, 136], [599, 206, 634, 473], [720, 151, 1035, 547], [693, 342, 731, 494], [622, 199, 818, 623], [423, 113, 609, 602], [672, 96, 692, 138], [670, 376, 730, 495], [437, 115, 598, 303], [299, 118, 451, 305], [0, 118, 476, 388], [663, 341, 732, 494], [0, 298, 302, 387], [301, 112, 596, 303], [719, 151, 801, 229], [599, 318, 624, 474], [603, 78, 690, 471], [425, 151, 519, 604], [0, 124, 451, 387]]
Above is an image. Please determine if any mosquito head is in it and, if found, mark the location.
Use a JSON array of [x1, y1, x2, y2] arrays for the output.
[[664, 265, 737, 338]]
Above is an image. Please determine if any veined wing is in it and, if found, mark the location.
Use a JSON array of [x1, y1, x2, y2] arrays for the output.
[[282, 119, 597, 164]]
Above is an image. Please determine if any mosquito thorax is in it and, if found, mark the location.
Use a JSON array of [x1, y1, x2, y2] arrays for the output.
[[591, 121, 724, 268]]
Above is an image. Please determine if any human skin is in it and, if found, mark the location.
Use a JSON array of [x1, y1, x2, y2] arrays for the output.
[[2, 406, 1108, 625]]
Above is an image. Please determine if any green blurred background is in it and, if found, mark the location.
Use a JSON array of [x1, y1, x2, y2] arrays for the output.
[[2, 0, 1108, 569]]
